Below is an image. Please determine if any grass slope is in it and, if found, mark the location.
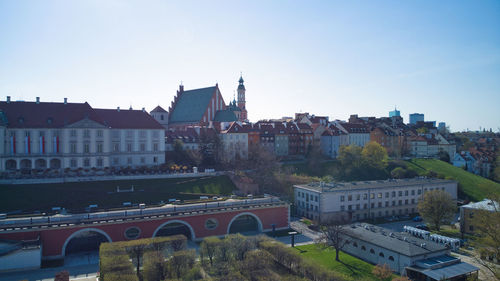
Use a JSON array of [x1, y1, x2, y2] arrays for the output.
[[0, 176, 235, 213], [406, 159, 500, 201], [295, 244, 377, 281]]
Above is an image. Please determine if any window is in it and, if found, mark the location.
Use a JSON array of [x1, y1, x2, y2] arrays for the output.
[[153, 143, 158, 152], [378, 193, 382, 198], [370, 249, 375, 254], [113, 143, 120, 152], [389, 256, 394, 261], [405, 190, 409, 196], [469, 212, 474, 218], [113, 158, 119, 165], [356, 204, 360, 210], [379, 252, 384, 257], [97, 143, 103, 153], [378, 202, 382, 208], [385, 201, 389, 207], [139, 131, 146, 138], [340, 196, 345, 202], [398, 200, 402, 206], [315, 196, 318, 202], [70, 158, 77, 167], [418, 189, 422, 195], [97, 130, 103, 137], [356, 194, 360, 201], [399, 191, 403, 197], [363, 194, 368, 200], [371, 203, 374, 208], [411, 199, 415, 204], [385, 192, 389, 198], [83, 158, 90, 167], [70, 143, 77, 153], [39, 131, 45, 137], [140, 157, 145, 164], [205, 218, 218, 230], [127, 157, 132, 164], [411, 190, 415, 196], [370, 193, 375, 199], [392, 191, 396, 197], [361, 246, 366, 251], [127, 143, 132, 152], [124, 227, 141, 240], [97, 158, 103, 167], [140, 143, 146, 152], [70, 130, 77, 137], [84, 130, 90, 138], [353, 242, 358, 247], [405, 199, 408, 205], [84, 143, 90, 153], [348, 195, 352, 201], [392, 201, 396, 206], [348, 205, 352, 211]]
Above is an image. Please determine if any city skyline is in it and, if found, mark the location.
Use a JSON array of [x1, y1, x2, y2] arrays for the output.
[[1, 0, 499, 132]]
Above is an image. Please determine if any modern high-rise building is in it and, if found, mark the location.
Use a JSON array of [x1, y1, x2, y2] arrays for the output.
[[389, 107, 400, 118], [409, 113, 424, 125]]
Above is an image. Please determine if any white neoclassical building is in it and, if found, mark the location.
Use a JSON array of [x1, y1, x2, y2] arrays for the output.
[[0, 97, 165, 172]]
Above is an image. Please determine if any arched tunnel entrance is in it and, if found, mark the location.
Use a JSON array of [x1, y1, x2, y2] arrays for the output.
[[63, 228, 111, 265], [154, 221, 194, 240], [228, 213, 262, 234]]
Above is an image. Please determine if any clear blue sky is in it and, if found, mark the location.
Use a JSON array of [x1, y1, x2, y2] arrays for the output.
[[1, 0, 499, 132]]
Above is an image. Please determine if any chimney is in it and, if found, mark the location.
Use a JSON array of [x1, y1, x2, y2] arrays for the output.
[[36, 97, 40, 104], [142, 107, 145, 112], [117, 107, 120, 112], [64, 98, 67, 104], [6, 96, 10, 103], [179, 84, 184, 93]]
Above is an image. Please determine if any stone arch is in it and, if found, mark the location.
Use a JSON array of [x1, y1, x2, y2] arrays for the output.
[[35, 159, 47, 169], [152, 220, 195, 240], [227, 212, 263, 234], [50, 158, 61, 169], [62, 228, 112, 256], [20, 159, 32, 170], [5, 159, 16, 170]]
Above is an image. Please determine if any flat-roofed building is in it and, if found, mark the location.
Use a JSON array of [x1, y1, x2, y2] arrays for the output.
[[294, 178, 457, 222], [340, 223, 478, 279]]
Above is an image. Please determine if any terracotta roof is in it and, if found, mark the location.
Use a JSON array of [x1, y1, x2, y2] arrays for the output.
[[94, 108, 164, 129], [0, 101, 104, 128]]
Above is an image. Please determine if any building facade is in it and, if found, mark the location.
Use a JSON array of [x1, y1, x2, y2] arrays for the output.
[[294, 178, 457, 222], [0, 98, 165, 171]]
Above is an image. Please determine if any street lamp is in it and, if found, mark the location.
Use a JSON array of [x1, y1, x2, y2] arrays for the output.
[[288, 231, 298, 247]]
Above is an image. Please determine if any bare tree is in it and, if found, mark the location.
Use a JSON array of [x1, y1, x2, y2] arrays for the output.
[[417, 189, 456, 231], [318, 218, 350, 261]]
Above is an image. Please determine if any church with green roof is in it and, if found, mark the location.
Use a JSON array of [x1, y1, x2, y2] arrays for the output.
[[167, 76, 248, 129]]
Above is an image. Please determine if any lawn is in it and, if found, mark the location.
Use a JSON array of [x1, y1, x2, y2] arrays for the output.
[[0, 175, 236, 214], [406, 159, 500, 201], [294, 244, 378, 281]]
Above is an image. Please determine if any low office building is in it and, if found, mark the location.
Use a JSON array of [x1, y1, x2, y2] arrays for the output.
[[340, 223, 479, 279], [295, 178, 457, 222], [460, 198, 499, 235]]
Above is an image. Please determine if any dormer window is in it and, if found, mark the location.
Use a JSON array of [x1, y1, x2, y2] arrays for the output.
[[47, 117, 53, 125], [18, 117, 24, 124]]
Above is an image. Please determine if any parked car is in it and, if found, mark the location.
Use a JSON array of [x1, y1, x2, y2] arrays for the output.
[[412, 216, 423, 222], [416, 224, 429, 231]]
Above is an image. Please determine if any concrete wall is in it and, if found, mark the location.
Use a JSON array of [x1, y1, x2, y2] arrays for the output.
[[0, 247, 41, 272]]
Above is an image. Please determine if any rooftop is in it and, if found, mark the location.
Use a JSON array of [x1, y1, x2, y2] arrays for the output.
[[344, 223, 447, 257], [462, 198, 499, 211], [296, 178, 456, 192]]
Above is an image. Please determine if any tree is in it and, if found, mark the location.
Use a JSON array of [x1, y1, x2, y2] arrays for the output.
[[392, 277, 410, 281], [200, 236, 220, 266], [166, 250, 195, 279], [319, 219, 349, 261], [417, 190, 456, 231], [391, 167, 407, 179], [362, 141, 388, 170], [372, 263, 392, 281], [472, 195, 500, 280], [142, 251, 165, 281], [437, 150, 450, 163], [127, 242, 147, 279]]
